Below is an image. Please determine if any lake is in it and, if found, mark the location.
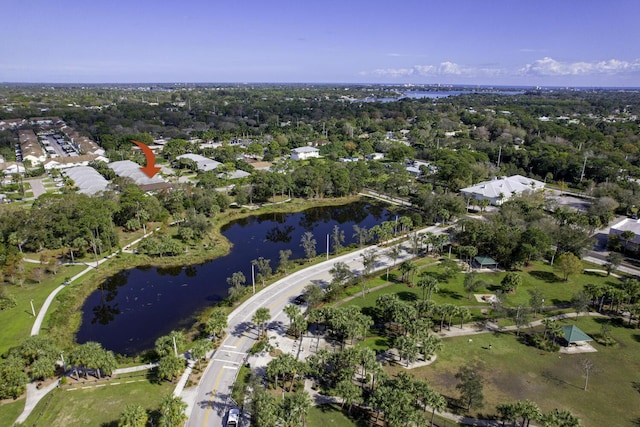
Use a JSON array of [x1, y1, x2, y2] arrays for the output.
[[75, 201, 392, 355]]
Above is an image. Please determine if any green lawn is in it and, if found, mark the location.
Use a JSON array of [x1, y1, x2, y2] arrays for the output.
[[308, 404, 366, 427], [0, 264, 85, 355], [22, 379, 173, 427], [344, 261, 623, 313], [0, 399, 25, 427], [385, 316, 640, 427]]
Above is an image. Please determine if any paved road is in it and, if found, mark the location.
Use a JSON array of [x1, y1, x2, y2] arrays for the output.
[[185, 226, 441, 427]]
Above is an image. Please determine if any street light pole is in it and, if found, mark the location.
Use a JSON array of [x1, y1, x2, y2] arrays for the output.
[[251, 264, 256, 294], [30, 299, 36, 317], [172, 336, 178, 357], [326, 234, 329, 260]]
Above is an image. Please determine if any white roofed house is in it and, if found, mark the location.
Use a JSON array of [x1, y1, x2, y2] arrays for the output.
[[291, 146, 320, 161], [19, 130, 47, 165], [175, 153, 221, 172], [43, 154, 109, 171], [460, 175, 545, 206], [0, 162, 26, 175], [609, 218, 640, 253]]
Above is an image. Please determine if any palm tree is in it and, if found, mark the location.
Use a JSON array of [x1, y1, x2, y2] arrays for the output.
[[280, 391, 312, 427], [427, 389, 447, 427], [417, 273, 439, 301], [621, 230, 635, 254], [514, 399, 542, 427], [457, 306, 471, 329], [158, 394, 187, 427], [389, 244, 402, 267], [190, 339, 212, 370], [252, 307, 271, 339], [399, 260, 414, 283], [283, 304, 301, 329], [496, 403, 518, 427], [205, 307, 228, 343], [333, 379, 361, 414], [118, 403, 148, 427]]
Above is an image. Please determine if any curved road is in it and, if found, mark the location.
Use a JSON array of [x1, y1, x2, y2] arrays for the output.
[[185, 225, 441, 427]]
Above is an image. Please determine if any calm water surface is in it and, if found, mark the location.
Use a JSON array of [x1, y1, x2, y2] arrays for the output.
[[76, 201, 391, 355]]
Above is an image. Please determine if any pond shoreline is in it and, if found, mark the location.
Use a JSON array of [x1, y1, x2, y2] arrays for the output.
[[47, 196, 400, 355]]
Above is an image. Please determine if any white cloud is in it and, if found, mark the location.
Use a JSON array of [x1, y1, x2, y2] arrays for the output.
[[363, 57, 640, 82], [520, 57, 640, 76], [366, 61, 502, 78]]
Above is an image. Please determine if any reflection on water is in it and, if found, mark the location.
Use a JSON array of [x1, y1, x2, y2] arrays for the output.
[[76, 201, 393, 355]]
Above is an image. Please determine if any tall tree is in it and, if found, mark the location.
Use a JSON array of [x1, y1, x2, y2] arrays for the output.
[[554, 252, 583, 281], [580, 358, 595, 391], [528, 288, 545, 318], [278, 249, 293, 274], [118, 404, 148, 427], [418, 273, 439, 301], [158, 394, 187, 427], [252, 256, 272, 287], [252, 307, 271, 339], [331, 225, 345, 253], [300, 231, 317, 261], [205, 307, 228, 342], [604, 252, 623, 276], [455, 366, 484, 411]]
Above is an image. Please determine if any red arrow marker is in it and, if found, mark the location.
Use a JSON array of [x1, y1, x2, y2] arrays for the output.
[[132, 140, 161, 178]]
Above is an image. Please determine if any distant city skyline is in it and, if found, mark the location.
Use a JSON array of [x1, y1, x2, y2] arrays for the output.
[[2, 0, 639, 87]]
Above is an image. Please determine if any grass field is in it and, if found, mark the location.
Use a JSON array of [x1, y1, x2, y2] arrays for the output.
[[0, 264, 85, 355], [21, 379, 173, 427], [345, 261, 622, 312], [383, 316, 640, 427], [308, 404, 367, 427], [0, 399, 25, 427]]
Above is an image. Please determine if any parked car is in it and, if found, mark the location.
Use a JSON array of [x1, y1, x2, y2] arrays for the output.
[[226, 408, 240, 427]]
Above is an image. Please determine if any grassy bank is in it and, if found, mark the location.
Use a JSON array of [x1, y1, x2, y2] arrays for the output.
[[0, 264, 85, 355], [22, 378, 173, 427], [384, 316, 640, 426]]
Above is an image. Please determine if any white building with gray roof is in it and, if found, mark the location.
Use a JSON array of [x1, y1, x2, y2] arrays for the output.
[[64, 166, 109, 195], [460, 175, 545, 206], [108, 160, 165, 186], [176, 153, 221, 171]]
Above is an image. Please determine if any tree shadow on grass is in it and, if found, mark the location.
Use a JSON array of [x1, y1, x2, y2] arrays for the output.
[[529, 270, 560, 283], [632, 334, 640, 343], [541, 370, 581, 390], [100, 421, 118, 427], [583, 270, 606, 278], [439, 288, 463, 300], [396, 291, 417, 302], [361, 306, 380, 323]]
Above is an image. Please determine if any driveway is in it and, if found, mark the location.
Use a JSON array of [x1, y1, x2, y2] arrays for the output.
[[25, 178, 46, 199]]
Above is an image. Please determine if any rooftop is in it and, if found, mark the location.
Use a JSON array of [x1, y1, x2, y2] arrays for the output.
[[460, 175, 545, 200], [108, 160, 165, 186], [64, 166, 109, 195], [176, 153, 221, 171]]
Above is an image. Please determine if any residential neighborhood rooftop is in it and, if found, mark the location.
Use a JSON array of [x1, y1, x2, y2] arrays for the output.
[[108, 160, 165, 186], [63, 166, 109, 195]]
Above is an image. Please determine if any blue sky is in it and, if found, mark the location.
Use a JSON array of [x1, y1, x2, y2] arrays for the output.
[[2, 0, 639, 86]]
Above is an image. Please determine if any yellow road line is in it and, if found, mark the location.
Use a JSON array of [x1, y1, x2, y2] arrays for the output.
[[202, 334, 247, 426]]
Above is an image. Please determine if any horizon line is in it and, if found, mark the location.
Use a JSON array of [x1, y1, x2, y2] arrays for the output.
[[2, 81, 640, 90]]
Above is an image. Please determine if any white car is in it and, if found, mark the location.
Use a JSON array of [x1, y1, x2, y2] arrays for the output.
[[226, 408, 240, 427]]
